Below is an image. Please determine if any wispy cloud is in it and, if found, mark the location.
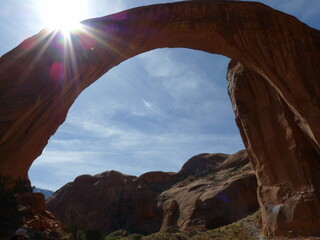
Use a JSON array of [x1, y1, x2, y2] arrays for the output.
[[31, 125, 243, 190]]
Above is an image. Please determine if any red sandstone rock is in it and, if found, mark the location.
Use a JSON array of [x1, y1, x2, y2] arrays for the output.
[[46, 170, 166, 234], [16, 192, 65, 235], [0, 1, 320, 237], [158, 150, 258, 232], [17, 192, 45, 212], [138, 171, 175, 184], [227, 61, 320, 236], [46, 151, 258, 234], [176, 153, 229, 178]]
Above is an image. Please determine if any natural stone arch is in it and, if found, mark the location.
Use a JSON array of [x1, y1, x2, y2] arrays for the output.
[[0, 0, 320, 236]]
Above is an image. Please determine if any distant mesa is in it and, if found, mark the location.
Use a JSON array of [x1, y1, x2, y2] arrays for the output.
[[32, 187, 54, 199]]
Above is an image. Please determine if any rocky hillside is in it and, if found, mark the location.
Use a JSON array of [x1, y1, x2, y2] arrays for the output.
[[46, 150, 258, 235], [32, 187, 54, 199]]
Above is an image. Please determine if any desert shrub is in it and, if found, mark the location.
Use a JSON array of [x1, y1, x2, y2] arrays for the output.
[[142, 231, 192, 240], [122, 233, 143, 240], [48, 229, 69, 240], [86, 229, 104, 240], [76, 229, 86, 240], [104, 229, 129, 240], [165, 227, 180, 233], [32, 231, 53, 240]]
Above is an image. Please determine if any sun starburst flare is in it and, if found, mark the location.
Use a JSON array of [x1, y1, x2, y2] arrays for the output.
[[38, 0, 88, 34]]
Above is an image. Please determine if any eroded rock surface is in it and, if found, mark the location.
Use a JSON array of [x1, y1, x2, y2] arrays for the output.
[[47, 170, 173, 234], [18, 192, 65, 235], [0, 0, 320, 236], [46, 151, 258, 234], [158, 150, 258, 232], [227, 61, 320, 236]]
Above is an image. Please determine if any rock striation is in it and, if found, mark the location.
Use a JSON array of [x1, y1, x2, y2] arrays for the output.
[[46, 151, 258, 234], [0, 0, 320, 236], [227, 61, 320, 236]]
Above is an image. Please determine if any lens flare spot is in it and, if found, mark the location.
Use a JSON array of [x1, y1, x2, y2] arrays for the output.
[[218, 192, 230, 204], [49, 62, 65, 83]]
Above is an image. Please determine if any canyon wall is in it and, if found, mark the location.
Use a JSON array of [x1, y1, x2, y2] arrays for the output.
[[0, 0, 319, 236], [227, 60, 320, 236]]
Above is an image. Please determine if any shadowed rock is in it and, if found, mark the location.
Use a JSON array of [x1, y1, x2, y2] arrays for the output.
[[227, 60, 320, 236]]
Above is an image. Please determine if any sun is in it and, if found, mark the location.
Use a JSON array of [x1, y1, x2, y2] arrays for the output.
[[38, 0, 88, 34]]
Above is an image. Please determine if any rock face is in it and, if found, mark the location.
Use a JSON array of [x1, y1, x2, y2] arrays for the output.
[[176, 153, 229, 178], [158, 150, 258, 232], [47, 170, 174, 234], [17, 192, 65, 234], [227, 61, 320, 236], [46, 151, 258, 234], [0, 0, 320, 236]]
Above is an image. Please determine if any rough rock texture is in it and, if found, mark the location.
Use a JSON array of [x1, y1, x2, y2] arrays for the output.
[[17, 192, 65, 235], [158, 150, 258, 232], [0, 0, 320, 236], [227, 61, 320, 236], [46, 151, 258, 234], [46, 170, 174, 234]]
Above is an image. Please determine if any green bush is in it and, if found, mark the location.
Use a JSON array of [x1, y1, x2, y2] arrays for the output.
[[76, 229, 86, 240], [104, 229, 129, 240], [86, 229, 104, 240], [123, 234, 143, 240]]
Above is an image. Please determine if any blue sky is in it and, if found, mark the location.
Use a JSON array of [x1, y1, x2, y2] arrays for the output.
[[1, 0, 319, 191]]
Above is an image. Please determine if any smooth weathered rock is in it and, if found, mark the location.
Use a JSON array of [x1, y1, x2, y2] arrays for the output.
[[176, 153, 229, 178], [46, 170, 169, 234], [158, 150, 258, 232], [1, 0, 320, 236], [139, 171, 175, 185], [46, 151, 258, 234], [227, 60, 320, 236]]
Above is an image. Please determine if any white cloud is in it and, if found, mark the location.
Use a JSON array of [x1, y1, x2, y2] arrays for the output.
[[143, 99, 153, 111], [30, 112, 244, 190], [137, 49, 185, 78]]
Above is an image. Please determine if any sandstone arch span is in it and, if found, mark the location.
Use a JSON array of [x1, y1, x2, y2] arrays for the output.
[[0, 0, 320, 236]]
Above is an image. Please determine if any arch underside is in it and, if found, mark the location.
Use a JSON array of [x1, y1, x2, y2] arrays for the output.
[[0, 0, 320, 236]]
